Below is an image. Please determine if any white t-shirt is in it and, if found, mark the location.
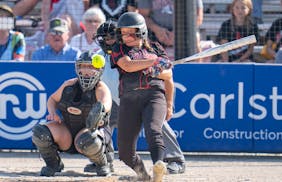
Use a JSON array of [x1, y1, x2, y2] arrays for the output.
[[70, 33, 101, 53]]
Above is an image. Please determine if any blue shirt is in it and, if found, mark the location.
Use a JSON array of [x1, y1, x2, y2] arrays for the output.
[[31, 44, 81, 61]]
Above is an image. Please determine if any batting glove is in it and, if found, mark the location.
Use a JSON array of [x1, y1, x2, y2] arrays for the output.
[[154, 57, 173, 70], [143, 66, 162, 77]]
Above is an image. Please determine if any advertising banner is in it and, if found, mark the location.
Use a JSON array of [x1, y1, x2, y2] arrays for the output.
[[1, 62, 282, 152], [0, 61, 75, 149]]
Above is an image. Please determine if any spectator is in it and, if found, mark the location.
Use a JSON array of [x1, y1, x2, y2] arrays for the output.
[[13, 0, 84, 36], [41, 0, 85, 36], [251, 0, 263, 24], [70, 7, 106, 53], [138, 0, 203, 60], [12, 0, 39, 17], [265, 19, 282, 63], [260, 21, 279, 62], [262, 0, 282, 63], [32, 51, 113, 177], [86, 0, 137, 20], [31, 18, 80, 61], [0, 4, 26, 61], [138, 0, 174, 52], [111, 12, 174, 181], [216, 0, 259, 62]]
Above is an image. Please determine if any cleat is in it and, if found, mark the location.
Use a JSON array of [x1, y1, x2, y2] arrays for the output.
[[133, 160, 151, 181], [167, 161, 185, 174], [153, 160, 167, 182]]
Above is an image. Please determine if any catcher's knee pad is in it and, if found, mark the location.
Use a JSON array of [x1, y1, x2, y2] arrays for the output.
[[32, 124, 55, 148], [76, 131, 107, 166]]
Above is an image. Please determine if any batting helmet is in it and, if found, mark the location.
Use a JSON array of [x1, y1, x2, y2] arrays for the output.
[[117, 12, 148, 40]]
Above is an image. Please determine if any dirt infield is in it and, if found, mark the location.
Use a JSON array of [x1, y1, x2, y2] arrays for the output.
[[1, 150, 282, 182]]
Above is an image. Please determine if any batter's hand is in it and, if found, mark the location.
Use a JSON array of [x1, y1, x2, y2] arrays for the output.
[[155, 57, 173, 70], [46, 113, 62, 123], [142, 66, 162, 77]]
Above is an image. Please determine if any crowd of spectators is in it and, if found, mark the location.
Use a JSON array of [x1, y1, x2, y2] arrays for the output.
[[0, 0, 281, 63]]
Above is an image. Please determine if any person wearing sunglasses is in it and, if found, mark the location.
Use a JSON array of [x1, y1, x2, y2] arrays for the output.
[[31, 17, 80, 61]]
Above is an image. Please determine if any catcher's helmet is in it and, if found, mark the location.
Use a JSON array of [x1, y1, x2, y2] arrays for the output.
[[117, 12, 148, 40], [75, 51, 104, 92], [94, 20, 117, 53]]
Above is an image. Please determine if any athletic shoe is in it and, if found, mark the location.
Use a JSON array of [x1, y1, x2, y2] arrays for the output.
[[40, 159, 64, 177], [84, 162, 114, 173], [167, 161, 186, 174], [153, 160, 167, 182], [96, 164, 111, 176]]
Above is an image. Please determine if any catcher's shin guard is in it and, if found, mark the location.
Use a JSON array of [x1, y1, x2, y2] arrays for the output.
[[106, 140, 115, 172], [32, 124, 64, 176], [84, 140, 115, 173], [76, 130, 110, 176]]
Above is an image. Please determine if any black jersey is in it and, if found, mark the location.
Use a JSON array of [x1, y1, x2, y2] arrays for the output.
[[110, 43, 166, 96], [265, 18, 282, 52], [217, 19, 259, 62], [89, 0, 137, 20], [57, 81, 97, 135]]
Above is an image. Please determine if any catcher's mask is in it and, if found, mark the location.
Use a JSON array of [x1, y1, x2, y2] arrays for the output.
[[94, 19, 117, 54], [75, 51, 105, 92]]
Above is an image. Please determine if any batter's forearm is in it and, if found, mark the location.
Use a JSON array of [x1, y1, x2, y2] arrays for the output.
[[164, 77, 174, 108]]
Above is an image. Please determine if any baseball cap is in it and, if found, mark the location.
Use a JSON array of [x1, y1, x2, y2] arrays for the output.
[[49, 18, 69, 33]]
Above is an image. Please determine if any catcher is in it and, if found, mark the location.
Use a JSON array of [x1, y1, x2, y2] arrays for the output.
[[32, 51, 113, 177]]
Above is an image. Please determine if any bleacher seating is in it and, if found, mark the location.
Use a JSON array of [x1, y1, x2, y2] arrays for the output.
[[201, 0, 282, 41], [201, 0, 282, 58]]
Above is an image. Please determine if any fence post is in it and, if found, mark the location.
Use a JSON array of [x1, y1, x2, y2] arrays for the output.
[[175, 0, 197, 60]]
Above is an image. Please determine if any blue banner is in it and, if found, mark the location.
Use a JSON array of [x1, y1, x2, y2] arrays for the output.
[[0, 61, 75, 149], [1, 62, 282, 152]]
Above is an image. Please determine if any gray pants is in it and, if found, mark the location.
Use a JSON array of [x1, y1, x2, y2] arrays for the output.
[[162, 122, 185, 163]]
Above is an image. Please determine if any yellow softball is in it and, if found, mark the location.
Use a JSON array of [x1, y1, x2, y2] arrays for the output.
[[92, 54, 105, 69]]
